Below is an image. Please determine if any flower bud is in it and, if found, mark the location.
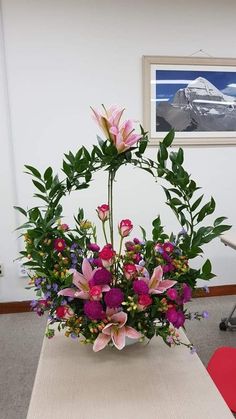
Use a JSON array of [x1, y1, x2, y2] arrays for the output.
[[119, 219, 133, 237], [96, 204, 109, 221]]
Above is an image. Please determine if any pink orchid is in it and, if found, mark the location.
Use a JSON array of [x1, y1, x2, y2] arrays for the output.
[[93, 311, 142, 351], [136, 265, 176, 294], [58, 259, 110, 300]]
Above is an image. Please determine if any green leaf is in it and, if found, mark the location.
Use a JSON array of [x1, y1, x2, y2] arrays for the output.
[[24, 165, 41, 179], [202, 259, 211, 275], [170, 197, 182, 206], [191, 195, 204, 212], [139, 226, 147, 241], [44, 167, 53, 181], [63, 160, 72, 177], [33, 194, 49, 203], [176, 148, 184, 165], [197, 197, 215, 222], [139, 139, 148, 154], [162, 129, 175, 147], [14, 206, 27, 216], [97, 135, 105, 148], [213, 224, 231, 235], [32, 180, 46, 193], [214, 216, 228, 227], [169, 188, 182, 197]]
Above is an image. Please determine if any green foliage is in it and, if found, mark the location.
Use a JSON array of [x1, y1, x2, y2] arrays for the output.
[[16, 128, 231, 288]]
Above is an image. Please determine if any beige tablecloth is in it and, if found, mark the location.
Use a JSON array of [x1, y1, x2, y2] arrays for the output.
[[27, 329, 234, 419]]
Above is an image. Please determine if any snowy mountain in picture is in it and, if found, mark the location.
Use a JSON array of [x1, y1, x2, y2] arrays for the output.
[[156, 77, 236, 132]]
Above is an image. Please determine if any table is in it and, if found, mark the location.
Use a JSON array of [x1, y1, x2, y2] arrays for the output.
[[27, 329, 234, 419]]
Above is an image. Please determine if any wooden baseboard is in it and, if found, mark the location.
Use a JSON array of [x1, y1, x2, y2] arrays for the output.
[[0, 300, 31, 314], [0, 285, 235, 313], [193, 284, 236, 298]]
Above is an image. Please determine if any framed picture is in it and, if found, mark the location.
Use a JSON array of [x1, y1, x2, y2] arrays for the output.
[[143, 56, 236, 146]]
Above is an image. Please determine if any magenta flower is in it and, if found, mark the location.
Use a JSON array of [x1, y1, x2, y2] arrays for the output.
[[58, 259, 110, 300], [182, 283, 192, 303], [123, 263, 137, 280], [84, 301, 105, 320], [104, 288, 124, 308], [167, 288, 178, 301], [137, 294, 152, 311], [166, 307, 185, 328], [87, 243, 100, 252], [54, 238, 66, 252], [163, 242, 175, 253], [133, 280, 149, 295], [93, 311, 142, 351], [91, 268, 112, 286]]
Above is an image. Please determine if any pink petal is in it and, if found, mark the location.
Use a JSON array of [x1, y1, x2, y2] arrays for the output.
[[157, 280, 177, 292], [126, 133, 142, 146], [106, 307, 119, 317], [135, 265, 150, 278], [93, 333, 111, 352], [112, 108, 124, 126], [101, 324, 113, 335], [58, 288, 77, 298], [72, 271, 87, 289], [101, 285, 110, 292], [109, 126, 119, 135], [111, 327, 126, 350], [110, 311, 127, 327], [121, 120, 133, 138], [90, 107, 102, 124], [74, 290, 89, 299], [82, 259, 93, 281], [125, 326, 142, 339], [149, 266, 163, 289]]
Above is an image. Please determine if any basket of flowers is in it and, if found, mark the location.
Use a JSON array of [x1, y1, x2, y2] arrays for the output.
[[15, 105, 230, 352]]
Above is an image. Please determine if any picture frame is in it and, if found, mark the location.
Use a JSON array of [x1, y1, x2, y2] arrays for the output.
[[143, 56, 236, 146]]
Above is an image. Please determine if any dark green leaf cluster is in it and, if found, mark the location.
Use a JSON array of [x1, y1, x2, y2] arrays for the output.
[[15, 128, 231, 287]]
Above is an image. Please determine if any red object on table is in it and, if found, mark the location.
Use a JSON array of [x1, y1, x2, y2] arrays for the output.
[[207, 347, 236, 413]]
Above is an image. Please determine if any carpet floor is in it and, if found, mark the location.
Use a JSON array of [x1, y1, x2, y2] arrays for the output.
[[0, 295, 235, 419]]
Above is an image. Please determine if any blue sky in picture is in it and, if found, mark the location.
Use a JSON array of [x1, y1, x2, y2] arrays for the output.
[[155, 70, 236, 103]]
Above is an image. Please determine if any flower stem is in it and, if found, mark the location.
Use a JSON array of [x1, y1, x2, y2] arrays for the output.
[[108, 170, 114, 247], [118, 236, 123, 260], [102, 221, 108, 244]]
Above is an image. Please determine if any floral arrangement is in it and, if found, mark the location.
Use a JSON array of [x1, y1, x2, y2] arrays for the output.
[[15, 105, 230, 352]]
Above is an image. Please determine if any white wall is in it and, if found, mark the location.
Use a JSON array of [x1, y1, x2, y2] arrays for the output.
[[1, 0, 236, 301]]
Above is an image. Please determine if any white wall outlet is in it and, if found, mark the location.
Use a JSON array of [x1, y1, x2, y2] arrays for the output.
[[0, 262, 3, 277], [18, 262, 28, 278]]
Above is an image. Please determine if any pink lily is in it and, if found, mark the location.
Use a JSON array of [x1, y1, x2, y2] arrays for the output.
[[110, 119, 142, 153], [58, 259, 110, 300], [136, 265, 176, 294], [91, 105, 124, 141], [93, 311, 142, 351]]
